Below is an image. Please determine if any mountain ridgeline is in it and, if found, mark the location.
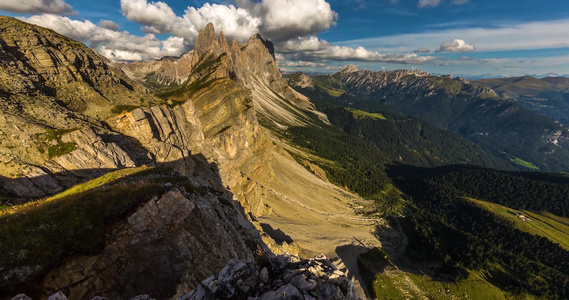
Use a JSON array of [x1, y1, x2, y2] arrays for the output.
[[475, 75, 569, 126]]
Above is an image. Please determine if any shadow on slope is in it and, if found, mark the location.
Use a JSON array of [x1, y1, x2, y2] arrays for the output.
[[0, 155, 263, 300]]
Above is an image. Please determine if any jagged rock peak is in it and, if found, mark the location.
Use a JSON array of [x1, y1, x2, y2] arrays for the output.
[[340, 64, 359, 73], [193, 22, 218, 57]]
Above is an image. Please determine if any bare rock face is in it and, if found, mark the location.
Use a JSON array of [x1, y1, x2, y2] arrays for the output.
[[181, 254, 359, 300], [0, 16, 162, 194], [119, 51, 195, 89], [37, 186, 267, 300], [0, 16, 159, 119]]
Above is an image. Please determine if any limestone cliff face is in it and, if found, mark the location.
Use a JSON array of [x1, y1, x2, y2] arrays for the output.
[[125, 23, 319, 129]]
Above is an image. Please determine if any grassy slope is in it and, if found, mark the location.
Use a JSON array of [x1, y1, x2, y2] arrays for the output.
[[469, 198, 569, 251], [0, 166, 176, 276], [510, 157, 540, 170], [346, 108, 387, 120], [373, 270, 529, 300]]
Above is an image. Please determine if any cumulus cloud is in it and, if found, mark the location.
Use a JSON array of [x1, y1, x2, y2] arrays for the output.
[[300, 45, 435, 64], [238, 0, 337, 41], [179, 4, 262, 41], [22, 14, 188, 61], [281, 60, 327, 68], [414, 48, 431, 53], [119, 0, 176, 34], [277, 36, 435, 64], [18, 0, 434, 66], [436, 39, 475, 52], [99, 20, 120, 31], [278, 36, 329, 52], [0, 0, 75, 15], [119, 0, 337, 43]]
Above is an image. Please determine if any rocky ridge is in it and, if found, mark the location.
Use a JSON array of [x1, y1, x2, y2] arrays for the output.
[[335, 64, 496, 98], [10, 255, 358, 300], [119, 51, 194, 89]]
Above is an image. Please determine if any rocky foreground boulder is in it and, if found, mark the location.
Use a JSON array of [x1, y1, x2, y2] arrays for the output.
[[11, 254, 359, 300], [182, 254, 358, 300]]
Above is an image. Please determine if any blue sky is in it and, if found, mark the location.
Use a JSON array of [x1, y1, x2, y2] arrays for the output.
[[1, 0, 568, 77]]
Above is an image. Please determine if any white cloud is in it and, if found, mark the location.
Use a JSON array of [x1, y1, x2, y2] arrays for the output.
[[99, 20, 120, 31], [278, 36, 329, 52], [303, 46, 435, 64], [120, 0, 337, 43], [418, 0, 442, 8], [0, 0, 74, 15], [277, 36, 434, 64], [238, 0, 337, 41], [336, 19, 569, 54], [281, 61, 327, 68], [180, 4, 261, 41], [119, 0, 176, 34], [436, 39, 474, 52], [22, 14, 188, 61]]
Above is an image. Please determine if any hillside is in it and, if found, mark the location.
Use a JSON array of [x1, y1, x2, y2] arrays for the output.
[[475, 75, 569, 125], [294, 66, 569, 172], [469, 198, 569, 251], [289, 73, 515, 170], [385, 164, 569, 299]]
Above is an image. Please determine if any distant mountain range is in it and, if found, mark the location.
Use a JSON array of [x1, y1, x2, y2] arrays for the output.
[[437, 73, 569, 80], [475, 75, 569, 125]]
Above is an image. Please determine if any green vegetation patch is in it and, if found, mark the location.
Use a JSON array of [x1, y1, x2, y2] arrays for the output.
[[392, 167, 569, 298], [286, 125, 390, 200], [510, 157, 540, 170], [0, 166, 170, 280], [35, 128, 79, 158], [469, 198, 569, 251], [373, 270, 523, 300], [346, 107, 387, 120]]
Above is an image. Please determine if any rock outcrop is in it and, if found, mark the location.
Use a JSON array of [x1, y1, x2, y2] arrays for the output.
[[119, 51, 194, 89], [10, 255, 359, 300], [179, 254, 359, 300], [37, 186, 266, 300]]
